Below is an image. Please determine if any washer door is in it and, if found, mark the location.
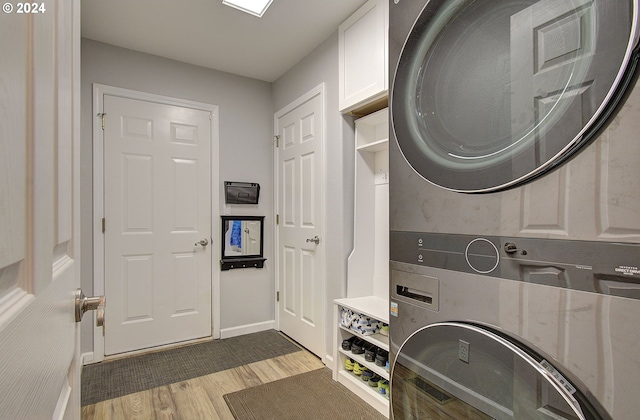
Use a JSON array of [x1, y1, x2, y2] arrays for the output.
[[391, 323, 607, 419], [391, 0, 640, 193]]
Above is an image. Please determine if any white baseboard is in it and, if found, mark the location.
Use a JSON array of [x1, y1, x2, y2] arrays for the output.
[[324, 353, 334, 370], [81, 351, 97, 366], [220, 320, 276, 339]]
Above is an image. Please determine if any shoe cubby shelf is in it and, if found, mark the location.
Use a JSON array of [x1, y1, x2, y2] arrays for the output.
[[338, 370, 389, 415], [339, 326, 389, 351], [338, 347, 389, 378], [333, 297, 390, 418], [334, 296, 389, 324]]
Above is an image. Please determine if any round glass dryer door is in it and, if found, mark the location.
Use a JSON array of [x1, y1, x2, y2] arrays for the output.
[[391, 323, 607, 419], [391, 0, 640, 192]]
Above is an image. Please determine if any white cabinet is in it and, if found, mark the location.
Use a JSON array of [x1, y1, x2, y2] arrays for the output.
[[334, 297, 389, 417], [339, 0, 388, 114], [331, 108, 390, 417]]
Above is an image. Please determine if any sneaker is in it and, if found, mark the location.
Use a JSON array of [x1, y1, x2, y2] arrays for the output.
[[368, 375, 382, 387], [378, 379, 390, 398], [345, 358, 355, 371], [352, 362, 365, 376], [375, 349, 388, 367], [364, 343, 378, 362], [351, 338, 366, 355], [341, 337, 355, 351], [361, 369, 374, 382]]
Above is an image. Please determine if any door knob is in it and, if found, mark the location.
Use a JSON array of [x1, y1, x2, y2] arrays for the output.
[[306, 235, 320, 245], [195, 238, 209, 247], [504, 242, 527, 255], [75, 289, 106, 327]]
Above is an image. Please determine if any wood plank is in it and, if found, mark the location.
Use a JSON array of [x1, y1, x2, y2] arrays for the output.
[[81, 348, 325, 420], [169, 379, 218, 419]]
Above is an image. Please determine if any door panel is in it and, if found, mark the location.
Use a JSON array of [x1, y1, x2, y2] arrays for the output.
[[0, 0, 81, 418], [104, 95, 212, 355], [276, 87, 324, 357]]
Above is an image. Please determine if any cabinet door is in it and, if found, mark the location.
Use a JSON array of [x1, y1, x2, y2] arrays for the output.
[[339, 0, 388, 112]]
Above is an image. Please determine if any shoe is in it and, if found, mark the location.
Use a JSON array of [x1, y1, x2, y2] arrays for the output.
[[352, 362, 365, 376], [364, 343, 378, 362], [342, 336, 355, 351], [361, 369, 374, 382], [351, 339, 365, 355], [375, 349, 388, 367], [368, 375, 382, 387], [378, 380, 390, 398], [345, 358, 355, 371]]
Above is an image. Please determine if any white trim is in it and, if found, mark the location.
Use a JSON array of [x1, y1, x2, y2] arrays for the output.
[[273, 83, 327, 362], [81, 351, 96, 366], [92, 84, 220, 362], [220, 320, 276, 339]]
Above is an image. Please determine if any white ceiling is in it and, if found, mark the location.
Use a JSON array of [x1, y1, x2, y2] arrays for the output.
[[81, 0, 368, 82]]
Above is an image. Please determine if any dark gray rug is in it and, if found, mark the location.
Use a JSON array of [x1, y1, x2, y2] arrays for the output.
[[224, 368, 388, 420], [82, 329, 300, 406]]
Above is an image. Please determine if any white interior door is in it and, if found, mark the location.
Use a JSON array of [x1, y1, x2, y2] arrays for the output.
[[276, 86, 325, 357], [0, 0, 81, 418], [103, 94, 213, 356]]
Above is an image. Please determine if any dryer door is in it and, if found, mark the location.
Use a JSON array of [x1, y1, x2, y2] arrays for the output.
[[391, 323, 607, 419], [391, 0, 640, 193]]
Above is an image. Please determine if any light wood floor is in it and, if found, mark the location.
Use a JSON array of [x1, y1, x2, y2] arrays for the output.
[[81, 349, 325, 420]]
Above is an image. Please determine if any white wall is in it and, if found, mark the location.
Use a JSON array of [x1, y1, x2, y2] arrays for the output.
[[80, 39, 275, 354], [272, 31, 356, 362]]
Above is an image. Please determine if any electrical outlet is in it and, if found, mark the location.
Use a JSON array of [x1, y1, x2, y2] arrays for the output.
[[459, 340, 470, 363]]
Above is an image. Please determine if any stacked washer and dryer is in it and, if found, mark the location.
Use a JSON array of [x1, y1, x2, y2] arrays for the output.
[[388, 1, 640, 419]]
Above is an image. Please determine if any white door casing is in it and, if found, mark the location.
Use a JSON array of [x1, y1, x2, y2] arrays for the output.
[[93, 86, 220, 358], [0, 0, 81, 418], [275, 84, 326, 358]]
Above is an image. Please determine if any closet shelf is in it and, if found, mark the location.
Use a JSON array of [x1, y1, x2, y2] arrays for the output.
[[357, 138, 389, 152], [335, 296, 389, 324], [339, 325, 388, 351]]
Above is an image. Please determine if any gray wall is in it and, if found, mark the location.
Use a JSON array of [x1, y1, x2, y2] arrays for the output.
[[273, 31, 356, 362], [81, 39, 275, 354]]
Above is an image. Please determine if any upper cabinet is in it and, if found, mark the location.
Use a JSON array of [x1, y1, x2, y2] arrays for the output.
[[339, 0, 389, 115]]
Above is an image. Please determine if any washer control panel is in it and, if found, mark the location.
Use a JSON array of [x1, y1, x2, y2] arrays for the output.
[[390, 231, 640, 300]]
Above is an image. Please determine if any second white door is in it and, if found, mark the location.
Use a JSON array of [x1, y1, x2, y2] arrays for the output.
[[276, 86, 325, 358], [103, 94, 213, 356]]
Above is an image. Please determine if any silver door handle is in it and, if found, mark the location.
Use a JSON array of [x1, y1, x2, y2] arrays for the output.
[[75, 289, 106, 327], [195, 238, 209, 247], [306, 235, 320, 245]]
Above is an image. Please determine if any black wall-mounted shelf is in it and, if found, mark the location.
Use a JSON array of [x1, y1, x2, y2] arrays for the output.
[[220, 257, 267, 271]]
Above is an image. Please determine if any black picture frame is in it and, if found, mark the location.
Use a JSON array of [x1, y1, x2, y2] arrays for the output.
[[220, 215, 266, 270]]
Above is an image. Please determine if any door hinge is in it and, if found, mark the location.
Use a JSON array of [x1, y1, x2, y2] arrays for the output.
[[102, 218, 105, 233], [276, 214, 279, 225], [276, 291, 280, 302], [98, 113, 106, 130], [274, 135, 280, 147]]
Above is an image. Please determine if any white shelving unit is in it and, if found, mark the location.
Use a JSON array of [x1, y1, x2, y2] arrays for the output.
[[331, 109, 390, 417], [334, 297, 390, 417], [348, 108, 389, 299]]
